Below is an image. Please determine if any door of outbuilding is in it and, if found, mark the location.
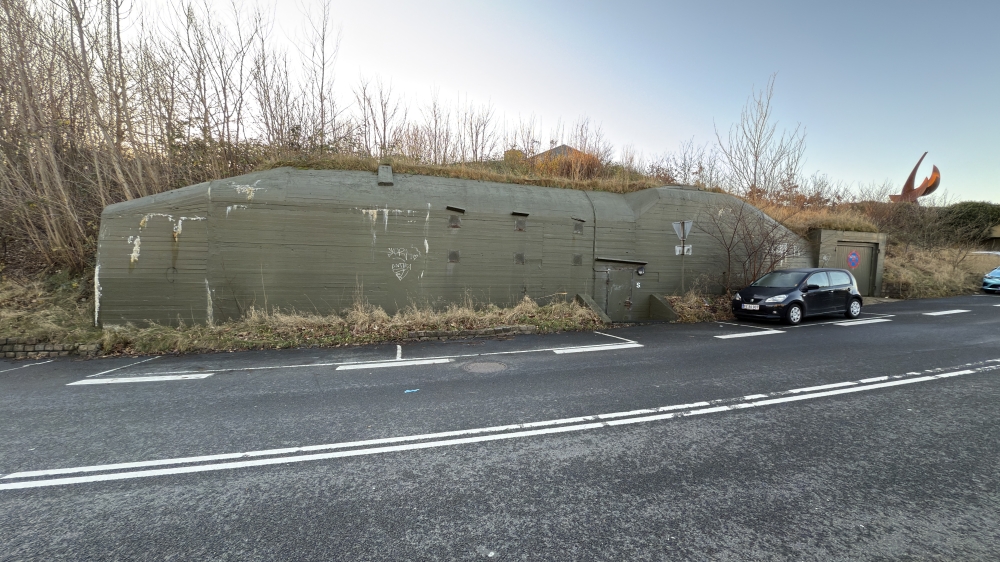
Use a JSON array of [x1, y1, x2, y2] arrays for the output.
[[834, 244, 876, 296]]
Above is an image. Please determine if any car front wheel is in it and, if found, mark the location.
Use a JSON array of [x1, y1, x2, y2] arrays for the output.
[[784, 303, 803, 325], [845, 299, 862, 319]]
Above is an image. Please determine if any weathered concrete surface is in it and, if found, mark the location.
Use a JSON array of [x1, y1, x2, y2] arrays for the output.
[[95, 168, 813, 326]]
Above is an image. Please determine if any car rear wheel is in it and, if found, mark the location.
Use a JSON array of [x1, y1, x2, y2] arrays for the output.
[[845, 299, 862, 319], [784, 303, 803, 325]]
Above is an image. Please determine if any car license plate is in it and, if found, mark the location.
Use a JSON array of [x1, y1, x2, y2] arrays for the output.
[[742, 304, 759, 310]]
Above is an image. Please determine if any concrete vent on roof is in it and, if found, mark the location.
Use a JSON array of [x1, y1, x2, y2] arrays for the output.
[[378, 165, 393, 186]]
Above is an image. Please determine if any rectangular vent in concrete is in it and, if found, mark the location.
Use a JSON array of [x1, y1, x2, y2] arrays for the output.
[[449, 215, 462, 228], [514, 252, 525, 265], [377, 165, 393, 186], [448, 250, 460, 263], [514, 218, 526, 231], [572, 254, 583, 266], [574, 222, 584, 234]]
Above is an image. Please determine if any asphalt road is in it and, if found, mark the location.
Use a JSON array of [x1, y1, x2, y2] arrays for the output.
[[2, 294, 1000, 560]]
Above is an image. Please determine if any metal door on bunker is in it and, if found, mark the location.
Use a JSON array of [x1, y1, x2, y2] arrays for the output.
[[595, 266, 641, 322], [834, 244, 875, 296]]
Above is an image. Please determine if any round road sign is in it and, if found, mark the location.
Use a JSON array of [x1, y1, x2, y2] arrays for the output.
[[847, 251, 860, 269]]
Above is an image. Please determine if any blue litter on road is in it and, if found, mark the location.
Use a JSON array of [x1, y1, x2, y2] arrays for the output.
[[404, 389, 419, 393]]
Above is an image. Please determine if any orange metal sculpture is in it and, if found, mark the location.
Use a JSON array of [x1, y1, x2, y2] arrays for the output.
[[890, 152, 940, 203]]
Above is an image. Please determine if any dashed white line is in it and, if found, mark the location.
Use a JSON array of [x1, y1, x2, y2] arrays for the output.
[[788, 381, 857, 393], [715, 330, 783, 339], [858, 376, 889, 383], [336, 358, 452, 370], [69, 374, 213, 385], [923, 309, 970, 316], [594, 331, 638, 342]]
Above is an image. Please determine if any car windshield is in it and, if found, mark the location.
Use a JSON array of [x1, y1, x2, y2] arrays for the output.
[[751, 271, 808, 288], [991, 268, 1000, 276]]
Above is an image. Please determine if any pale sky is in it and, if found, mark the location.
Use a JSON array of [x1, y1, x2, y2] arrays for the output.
[[197, 0, 1000, 202]]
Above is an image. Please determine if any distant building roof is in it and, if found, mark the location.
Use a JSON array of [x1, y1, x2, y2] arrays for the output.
[[528, 144, 585, 161]]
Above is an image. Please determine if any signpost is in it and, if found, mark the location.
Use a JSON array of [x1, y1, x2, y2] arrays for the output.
[[672, 220, 693, 293]]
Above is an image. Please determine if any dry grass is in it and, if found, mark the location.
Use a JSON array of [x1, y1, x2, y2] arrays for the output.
[[882, 246, 1000, 299], [98, 295, 602, 355], [756, 203, 879, 236], [264, 154, 665, 194], [665, 279, 736, 323], [0, 273, 101, 344]]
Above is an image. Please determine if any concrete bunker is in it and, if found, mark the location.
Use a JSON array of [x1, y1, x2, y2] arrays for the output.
[[95, 167, 818, 325]]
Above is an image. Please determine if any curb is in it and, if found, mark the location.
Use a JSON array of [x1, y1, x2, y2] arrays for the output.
[[1, 338, 101, 359]]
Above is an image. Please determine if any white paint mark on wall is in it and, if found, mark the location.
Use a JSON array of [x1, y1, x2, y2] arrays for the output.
[[232, 180, 263, 201], [226, 205, 248, 217], [93, 265, 101, 326], [173, 216, 206, 240], [205, 279, 214, 326], [139, 213, 173, 229], [129, 237, 141, 264], [392, 263, 411, 280], [426, 203, 430, 222], [424, 239, 429, 254]]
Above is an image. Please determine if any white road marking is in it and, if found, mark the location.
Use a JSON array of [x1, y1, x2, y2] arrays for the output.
[[5, 360, 999, 490], [923, 309, 970, 316], [106, 334, 644, 378], [594, 331, 638, 342], [743, 394, 768, 400], [335, 358, 452, 370], [85, 356, 160, 378], [715, 330, 783, 339], [0, 360, 53, 374], [858, 376, 889, 383], [781, 313, 895, 330], [552, 343, 643, 354], [396, 345, 402, 360], [994, 304, 1000, 307], [788, 381, 856, 393], [835, 318, 893, 326], [68, 374, 213, 385]]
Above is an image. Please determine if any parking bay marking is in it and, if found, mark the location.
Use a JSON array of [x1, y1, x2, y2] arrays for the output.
[[715, 330, 783, 339], [94, 333, 644, 379], [835, 318, 893, 326], [923, 310, 971, 316], [12, 358, 997, 490], [68, 374, 214, 385]]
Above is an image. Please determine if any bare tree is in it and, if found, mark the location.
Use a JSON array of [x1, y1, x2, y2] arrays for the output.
[[697, 196, 802, 292], [715, 74, 805, 202]]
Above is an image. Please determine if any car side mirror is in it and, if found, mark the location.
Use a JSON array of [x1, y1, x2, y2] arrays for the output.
[[805, 284, 820, 291]]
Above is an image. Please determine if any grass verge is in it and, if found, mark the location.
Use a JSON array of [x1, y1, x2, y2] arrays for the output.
[[882, 246, 1000, 299]]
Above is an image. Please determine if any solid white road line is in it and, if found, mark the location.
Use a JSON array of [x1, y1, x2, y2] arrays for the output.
[[5, 365, 995, 490], [335, 358, 452, 370], [994, 304, 1000, 307], [85, 356, 160, 378], [552, 343, 643, 354], [715, 330, 783, 339], [858, 376, 889, 383], [923, 310, 970, 316], [835, 318, 893, 326], [0, 360, 54, 374], [68, 374, 213, 385]]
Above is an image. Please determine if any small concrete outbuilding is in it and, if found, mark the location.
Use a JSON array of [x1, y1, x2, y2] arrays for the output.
[[805, 229, 888, 297], [95, 167, 815, 326]]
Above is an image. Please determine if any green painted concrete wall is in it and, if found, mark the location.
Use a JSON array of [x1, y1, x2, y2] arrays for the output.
[[95, 168, 814, 325]]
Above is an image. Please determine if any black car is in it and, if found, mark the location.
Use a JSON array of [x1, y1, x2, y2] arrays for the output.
[[732, 268, 863, 325]]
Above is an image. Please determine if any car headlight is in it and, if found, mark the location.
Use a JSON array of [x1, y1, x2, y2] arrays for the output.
[[764, 294, 788, 303], [733, 293, 742, 301]]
